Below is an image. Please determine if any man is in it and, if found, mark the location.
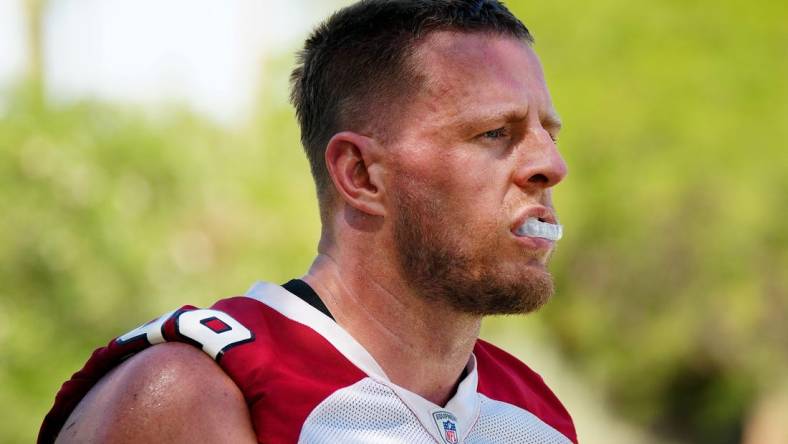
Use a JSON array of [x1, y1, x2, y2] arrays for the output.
[[40, 1, 575, 443]]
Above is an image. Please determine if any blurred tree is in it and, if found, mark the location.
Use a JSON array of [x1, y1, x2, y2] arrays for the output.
[[504, 0, 788, 442], [23, 0, 47, 107], [0, 89, 319, 442]]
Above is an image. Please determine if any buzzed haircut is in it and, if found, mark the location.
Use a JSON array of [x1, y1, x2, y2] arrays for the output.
[[289, 0, 534, 214]]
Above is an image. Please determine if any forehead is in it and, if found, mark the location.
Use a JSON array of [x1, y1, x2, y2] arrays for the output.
[[403, 31, 555, 133]]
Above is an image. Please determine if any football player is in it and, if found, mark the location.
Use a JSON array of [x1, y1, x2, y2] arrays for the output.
[[41, 1, 576, 443]]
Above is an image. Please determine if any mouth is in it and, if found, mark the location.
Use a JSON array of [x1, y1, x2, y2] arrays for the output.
[[514, 217, 563, 241], [511, 208, 563, 242]]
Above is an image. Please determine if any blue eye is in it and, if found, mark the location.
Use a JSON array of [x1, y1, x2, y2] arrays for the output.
[[482, 127, 508, 139]]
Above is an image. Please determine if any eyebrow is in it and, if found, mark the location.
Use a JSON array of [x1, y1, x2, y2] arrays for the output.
[[543, 112, 563, 132], [452, 107, 563, 134], [450, 108, 523, 132]]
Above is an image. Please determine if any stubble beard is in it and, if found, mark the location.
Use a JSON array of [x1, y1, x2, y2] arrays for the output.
[[392, 187, 555, 316]]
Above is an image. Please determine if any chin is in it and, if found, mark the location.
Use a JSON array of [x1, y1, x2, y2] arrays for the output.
[[476, 268, 555, 316], [419, 261, 556, 316]]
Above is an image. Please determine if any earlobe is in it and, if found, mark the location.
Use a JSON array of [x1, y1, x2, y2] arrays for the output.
[[325, 132, 387, 217]]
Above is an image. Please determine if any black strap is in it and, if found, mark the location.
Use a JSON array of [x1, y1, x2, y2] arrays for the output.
[[283, 279, 468, 381], [282, 279, 335, 321]]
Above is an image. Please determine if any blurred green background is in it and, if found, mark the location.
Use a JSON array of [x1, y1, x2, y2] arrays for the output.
[[1, 1, 786, 443]]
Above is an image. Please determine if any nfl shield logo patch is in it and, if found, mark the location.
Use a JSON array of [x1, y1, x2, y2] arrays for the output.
[[432, 411, 460, 444], [443, 420, 458, 443]]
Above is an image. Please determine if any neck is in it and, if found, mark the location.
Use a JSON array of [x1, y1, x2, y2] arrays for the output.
[[303, 251, 481, 406]]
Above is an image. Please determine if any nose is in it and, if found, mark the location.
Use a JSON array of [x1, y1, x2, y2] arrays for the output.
[[512, 129, 568, 190]]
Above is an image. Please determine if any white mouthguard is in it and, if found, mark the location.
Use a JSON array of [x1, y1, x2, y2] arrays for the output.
[[515, 217, 563, 241]]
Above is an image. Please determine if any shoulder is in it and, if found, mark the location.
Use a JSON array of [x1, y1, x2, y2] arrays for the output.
[[54, 342, 256, 444], [474, 339, 577, 444]]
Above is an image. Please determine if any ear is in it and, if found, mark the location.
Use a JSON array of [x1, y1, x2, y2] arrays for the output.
[[324, 131, 387, 217]]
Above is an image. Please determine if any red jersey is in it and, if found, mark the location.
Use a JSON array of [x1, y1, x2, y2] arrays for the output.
[[40, 281, 577, 444]]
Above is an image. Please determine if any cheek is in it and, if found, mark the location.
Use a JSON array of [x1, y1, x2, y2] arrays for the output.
[[391, 145, 507, 211], [440, 165, 506, 212]]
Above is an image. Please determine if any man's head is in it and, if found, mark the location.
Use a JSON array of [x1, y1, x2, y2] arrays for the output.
[[290, 0, 567, 315], [290, 0, 532, 214]]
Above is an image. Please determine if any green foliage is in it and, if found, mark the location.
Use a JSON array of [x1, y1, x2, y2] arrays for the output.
[[506, 0, 788, 442], [0, 78, 320, 442]]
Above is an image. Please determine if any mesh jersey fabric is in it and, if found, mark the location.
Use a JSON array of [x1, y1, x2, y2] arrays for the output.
[[299, 378, 572, 444], [39, 282, 577, 444]]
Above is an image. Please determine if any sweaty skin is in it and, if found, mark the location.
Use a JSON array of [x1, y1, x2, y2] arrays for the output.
[[55, 343, 256, 443], [56, 31, 566, 441]]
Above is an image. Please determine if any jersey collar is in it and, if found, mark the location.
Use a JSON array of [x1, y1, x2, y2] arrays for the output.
[[245, 281, 482, 439]]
